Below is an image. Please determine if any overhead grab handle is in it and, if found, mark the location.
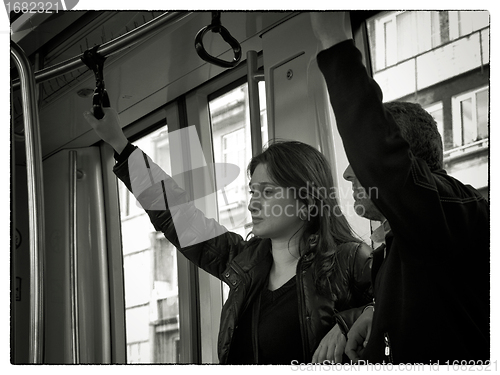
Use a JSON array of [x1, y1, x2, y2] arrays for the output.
[[80, 45, 110, 119], [195, 12, 242, 68]]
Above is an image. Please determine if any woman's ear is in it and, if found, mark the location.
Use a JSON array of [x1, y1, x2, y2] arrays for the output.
[[298, 205, 308, 221]]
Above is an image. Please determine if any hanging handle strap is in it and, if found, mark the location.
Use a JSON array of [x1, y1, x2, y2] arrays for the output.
[[195, 12, 242, 68], [81, 45, 110, 119]]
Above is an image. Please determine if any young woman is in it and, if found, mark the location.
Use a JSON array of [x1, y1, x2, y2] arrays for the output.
[[84, 108, 372, 364]]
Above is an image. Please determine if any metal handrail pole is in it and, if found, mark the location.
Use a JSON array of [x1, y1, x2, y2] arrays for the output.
[[12, 11, 191, 89], [246, 50, 265, 156], [11, 41, 46, 364], [68, 151, 79, 363]]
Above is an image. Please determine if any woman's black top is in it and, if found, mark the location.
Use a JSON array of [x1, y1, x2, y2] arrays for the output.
[[227, 276, 305, 364]]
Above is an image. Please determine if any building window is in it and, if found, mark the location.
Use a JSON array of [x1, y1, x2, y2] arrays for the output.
[[221, 127, 246, 206], [431, 11, 449, 47], [372, 12, 397, 70], [372, 11, 444, 70], [118, 182, 130, 217], [424, 102, 445, 149], [208, 81, 268, 303], [383, 17, 396, 67], [119, 124, 181, 363], [208, 82, 268, 235], [369, 11, 488, 72], [449, 11, 489, 39], [452, 86, 489, 148], [152, 236, 178, 297]]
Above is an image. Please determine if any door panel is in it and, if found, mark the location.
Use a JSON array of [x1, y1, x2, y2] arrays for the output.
[[262, 12, 371, 242], [12, 163, 31, 364], [43, 147, 111, 363]]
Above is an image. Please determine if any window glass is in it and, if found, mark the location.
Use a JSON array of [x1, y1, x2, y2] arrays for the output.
[[396, 12, 413, 61], [476, 89, 489, 140], [367, 11, 488, 191], [460, 98, 474, 145], [368, 10, 488, 72], [452, 87, 489, 148], [208, 82, 268, 237], [208, 81, 268, 301], [119, 125, 180, 363], [458, 11, 474, 36], [457, 11, 489, 37], [430, 12, 444, 48], [450, 11, 489, 40]]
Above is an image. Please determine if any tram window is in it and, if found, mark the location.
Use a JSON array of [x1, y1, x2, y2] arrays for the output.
[[208, 81, 268, 300], [208, 81, 268, 236], [366, 10, 489, 193], [118, 125, 180, 363]]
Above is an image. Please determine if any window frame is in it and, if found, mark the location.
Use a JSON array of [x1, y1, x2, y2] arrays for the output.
[[451, 85, 489, 149], [184, 55, 266, 363], [112, 102, 201, 364]]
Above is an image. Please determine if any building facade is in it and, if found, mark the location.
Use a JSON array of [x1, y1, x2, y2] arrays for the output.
[[367, 10, 489, 198]]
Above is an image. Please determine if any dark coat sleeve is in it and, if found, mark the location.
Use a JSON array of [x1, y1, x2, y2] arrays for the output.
[[316, 40, 488, 265], [113, 146, 248, 280]]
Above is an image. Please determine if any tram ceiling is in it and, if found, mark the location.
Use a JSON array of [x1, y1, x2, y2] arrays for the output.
[[11, 11, 179, 136]]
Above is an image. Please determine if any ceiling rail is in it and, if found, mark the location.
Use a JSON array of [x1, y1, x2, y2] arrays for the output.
[[12, 11, 192, 90]]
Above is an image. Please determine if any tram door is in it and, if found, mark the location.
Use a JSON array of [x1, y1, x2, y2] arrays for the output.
[[12, 146, 119, 364], [43, 148, 112, 363]]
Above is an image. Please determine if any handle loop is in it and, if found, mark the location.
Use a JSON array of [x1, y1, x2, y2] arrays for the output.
[[195, 12, 242, 68], [81, 45, 110, 119]]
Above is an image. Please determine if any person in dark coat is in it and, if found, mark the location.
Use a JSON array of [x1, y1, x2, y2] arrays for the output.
[[311, 12, 489, 364]]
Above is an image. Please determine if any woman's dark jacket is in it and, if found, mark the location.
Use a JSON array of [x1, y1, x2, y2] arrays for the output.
[[113, 147, 372, 363]]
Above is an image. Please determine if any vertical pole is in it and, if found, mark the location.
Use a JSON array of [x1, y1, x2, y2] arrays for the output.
[[10, 41, 46, 364], [246, 51, 265, 156], [69, 150, 80, 363]]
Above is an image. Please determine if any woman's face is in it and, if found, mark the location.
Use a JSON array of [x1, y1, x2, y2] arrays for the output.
[[248, 163, 305, 241]]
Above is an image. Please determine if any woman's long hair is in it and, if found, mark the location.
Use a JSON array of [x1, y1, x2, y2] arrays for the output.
[[247, 140, 360, 295]]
